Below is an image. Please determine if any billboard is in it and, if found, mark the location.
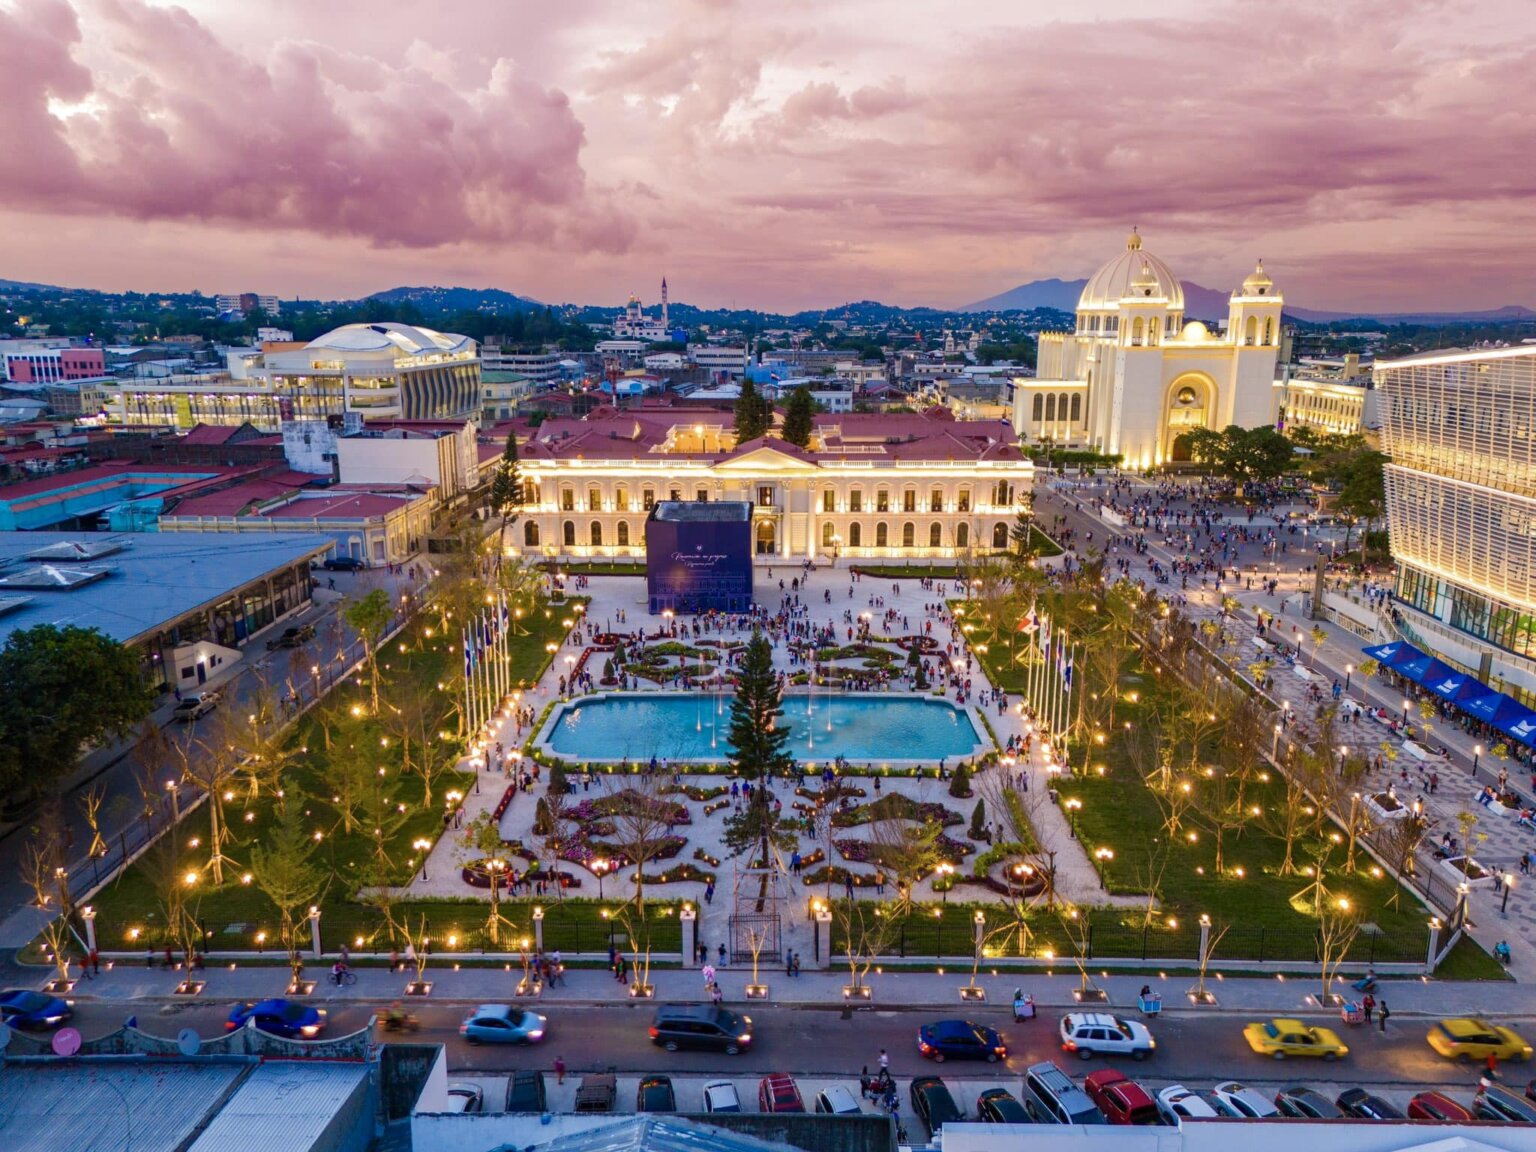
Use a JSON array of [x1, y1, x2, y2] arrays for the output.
[[645, 501, 753, 615]]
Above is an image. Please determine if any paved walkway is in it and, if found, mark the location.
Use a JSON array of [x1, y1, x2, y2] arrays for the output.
[[1035, 475, 1534, 980], [45, 959, 1527, 1019]]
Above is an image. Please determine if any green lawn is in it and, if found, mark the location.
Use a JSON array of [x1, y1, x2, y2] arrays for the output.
[[87, 601, 591, 955], [546, 560, 647, 577]]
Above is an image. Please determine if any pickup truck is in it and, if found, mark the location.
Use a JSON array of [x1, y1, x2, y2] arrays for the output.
[[573, 1071, 617, 1113], [266, 623, 316, 650], [172, 691, 220, 723]]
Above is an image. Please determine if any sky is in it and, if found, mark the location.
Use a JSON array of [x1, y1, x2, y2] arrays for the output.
[[0, 0, 1533, 313]]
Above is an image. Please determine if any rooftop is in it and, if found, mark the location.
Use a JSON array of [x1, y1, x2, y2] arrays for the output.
[[0, 530, 333, 646], [304, 321, 474, 358]]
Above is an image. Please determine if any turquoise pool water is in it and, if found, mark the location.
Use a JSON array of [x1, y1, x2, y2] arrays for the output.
[[542, 693, 984, 762]]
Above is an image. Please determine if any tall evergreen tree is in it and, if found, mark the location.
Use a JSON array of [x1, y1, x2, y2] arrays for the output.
[[722, 630, 794, 860], [780, 386, 815, 448], [489, 431, 522, 572], [733, 379, 772, 443]]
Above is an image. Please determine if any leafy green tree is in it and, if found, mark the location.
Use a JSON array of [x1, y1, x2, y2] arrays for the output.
[[780, 386, 815, 448], [488, 431, 523, 573], [1334, 449, 1388, 552], [0, 625, 151, 803], [722, 630, 794, 860], [1184, 425, 1294, 495], [733, 378, 772, 443], [343, 588, 393, 714], [949, 761, 973, 798], [251, 798, 330, 978]]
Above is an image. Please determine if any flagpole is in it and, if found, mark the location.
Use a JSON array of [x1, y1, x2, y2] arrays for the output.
[[463, 627, 475, 736]]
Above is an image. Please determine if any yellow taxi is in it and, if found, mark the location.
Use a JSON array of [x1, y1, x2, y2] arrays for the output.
[[1426, 1018, 1532, 1063], [1242, 1018, 1349, 1061]]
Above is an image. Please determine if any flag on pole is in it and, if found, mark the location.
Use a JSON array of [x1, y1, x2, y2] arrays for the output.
[[1040, 615, 1052, 661], [463, 627, 473, 674], [1063, 649, 1074, 694], [1016, 605, 1039, 634]]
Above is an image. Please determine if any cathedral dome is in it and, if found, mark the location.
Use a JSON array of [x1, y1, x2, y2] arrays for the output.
[[1240, 260, 1274, 296], [1078, 228, 1184, 312]]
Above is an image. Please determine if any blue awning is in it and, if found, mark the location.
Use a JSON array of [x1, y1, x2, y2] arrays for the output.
[[1463, 692, 1514, 723], [1362, 641, 1427, 669], [1425, 671, 1488, 703], [1498, 707, 1536, 746], [1394, 653, 1448, 683]]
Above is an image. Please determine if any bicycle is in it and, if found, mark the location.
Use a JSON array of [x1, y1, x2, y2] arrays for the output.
[[330, 968, 357, 986]]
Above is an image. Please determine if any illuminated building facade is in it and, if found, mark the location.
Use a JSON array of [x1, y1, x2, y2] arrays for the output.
[[1377, 345, 1536, 701], [1017, 230, 1283, 468]]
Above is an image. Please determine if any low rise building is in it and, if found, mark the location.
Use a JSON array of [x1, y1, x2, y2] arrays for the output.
[[483, 347, 562, 380], [506, 407, 1029, 562]]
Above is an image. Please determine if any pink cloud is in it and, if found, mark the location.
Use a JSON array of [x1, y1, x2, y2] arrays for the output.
[[0, 0, 633, 252]]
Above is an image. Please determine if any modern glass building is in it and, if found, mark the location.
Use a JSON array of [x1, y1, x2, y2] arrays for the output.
[[1377, 345, 1536, 702]]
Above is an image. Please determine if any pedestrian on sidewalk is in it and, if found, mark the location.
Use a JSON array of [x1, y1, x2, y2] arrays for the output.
[[1361, 994, 1374, 1023], [1378, 1001, 1390, 1031], [879, 1048, 889, 1074], [88, 948, 100, 978], [705, 881, 715, 905], [554, 1056, 566, 1085], [718, 943, 727, 965]]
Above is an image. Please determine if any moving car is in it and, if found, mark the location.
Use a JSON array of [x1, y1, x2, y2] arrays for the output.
[[814, 1086, 862, 1116], [637, 1075, 676, 1113], [1407, 1091, 1473, 1122], [1274, 1086, 1343, 1119], [702, 1082, 742, 1113], [1242, 1017, 1348, 1061], [910, 1076, 963, 1136], [266, 623, 316, 650], [1156, 1085, 1218, 1124], [225, 998, 326, 1039], [1084, 1070, 1160, 1125], [172, 691, 220, 722], [1059, 1012, 1156, 1061], [758, 1074, 805, 1113], [976, 1087, 1030, 1124], [444, 1083, 483, 1114], [460, 1005, 547, 1044], [1210, 1081, 1279, 1119], [1336, 1088, 1405, 1120], [0, 990, 72, 1029], [505, 1071, 547, 1112], [1426, 1018, 1532, 1063], [322, 555, 366, 571], [648, 1003, 752, 1054], [917, 1019, 1007, 1062]]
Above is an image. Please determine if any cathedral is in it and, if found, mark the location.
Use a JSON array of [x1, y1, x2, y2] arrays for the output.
[[1011, 230, 1283, 469]]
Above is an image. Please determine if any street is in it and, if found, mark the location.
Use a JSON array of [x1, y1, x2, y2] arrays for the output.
[[63, 995, 1494, 1094]]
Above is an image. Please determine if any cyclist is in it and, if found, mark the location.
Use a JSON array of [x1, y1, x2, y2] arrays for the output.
[[331, 960, 351, 985]]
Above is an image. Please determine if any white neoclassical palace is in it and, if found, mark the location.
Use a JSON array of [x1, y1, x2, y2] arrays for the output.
[[1012, 230, 1284, 468], [506, 408, 1032, 562]]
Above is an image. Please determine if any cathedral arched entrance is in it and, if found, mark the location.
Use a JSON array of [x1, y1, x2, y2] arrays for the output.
[[1161, 373, 1216, 464], [755, 520, 776, 555]]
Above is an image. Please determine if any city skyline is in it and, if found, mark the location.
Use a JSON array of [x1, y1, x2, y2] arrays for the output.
[[1, 0, 1532, 312]]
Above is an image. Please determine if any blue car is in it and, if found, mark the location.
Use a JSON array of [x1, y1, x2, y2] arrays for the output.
[[460, 1004, 548, 1045], [918, 1018, 1007, 1063], [0, 989, 72, 1029], [226, 998, 327, 1039]]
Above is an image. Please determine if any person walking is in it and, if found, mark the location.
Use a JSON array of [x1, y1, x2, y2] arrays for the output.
[[1378, 1000, 1390, 1031], [878, 1048, 890, 1074]]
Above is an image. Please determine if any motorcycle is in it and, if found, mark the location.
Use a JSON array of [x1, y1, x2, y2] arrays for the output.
[[382, 1011, 421, 1033]]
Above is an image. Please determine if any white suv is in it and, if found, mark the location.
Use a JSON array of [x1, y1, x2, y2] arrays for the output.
[[1210, 1081, 1279, 1119], [1157, 1085, 1219, 1124], [1058, 1013, 1156, 1060]]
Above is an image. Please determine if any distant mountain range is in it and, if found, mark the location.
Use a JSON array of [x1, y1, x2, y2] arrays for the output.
[[0, 276, 62, 293], [367, 285, 543, 312], [965, 278, 1534, 326]]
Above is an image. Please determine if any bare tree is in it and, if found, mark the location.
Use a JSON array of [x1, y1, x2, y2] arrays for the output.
[[228, 672, 298, 801], [23, 808, 79, 988], [1377, 812, 1429, 910], [604, 776, 679, 911], [80, 784, 108, 860], [178, 717, 244, 885], [459, 810, 518, 946], [1316, 902, 1363, 1005], [836, 896, 900, 996], [1188, 917, 1229, 1004], [1263, 767, 1316, 876]]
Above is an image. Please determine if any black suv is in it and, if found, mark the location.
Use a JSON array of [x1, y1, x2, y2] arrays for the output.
[[266, 623, 316, 650], [505, 1070, 546, 1112], [911, 1077, 962, 1136], [648, 1004, 752, 1054], [637, 1075, 676, 1112], [1336, 1088, 1404, 1120], [1274, 1087, 1343, 1119], [322, 556, 365, 572]]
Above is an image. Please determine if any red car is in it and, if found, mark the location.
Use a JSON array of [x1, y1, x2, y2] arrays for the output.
[[1407, 1091, 1473, 1122], [758, 1074, 805, 1114], [1084, 1069, 1160, 1126]]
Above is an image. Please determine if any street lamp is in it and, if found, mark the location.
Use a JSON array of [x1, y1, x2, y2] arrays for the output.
[[831, 533, 841, 566], [1474, 744, 1482, 774], [1502, 873, 1515, 918], [1402, 698, 1411, 723], [593, 857, 609, 900], [1345, 663, 1353, 691], [935, 862, 954, 905], [413, 838, 433, 881], [1064, 797, 1081, 839]]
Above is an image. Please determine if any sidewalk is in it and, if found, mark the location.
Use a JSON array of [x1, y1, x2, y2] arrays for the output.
[[44, 959, 1527, 1019]]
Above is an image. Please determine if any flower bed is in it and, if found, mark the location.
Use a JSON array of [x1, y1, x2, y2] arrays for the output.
[[492, 785, 517, 820], [588, 834, 689, 862], [667, 784, 728, 802], [795, 783, 867, 804], [639, 863, 717, 885], [693, 847, 721, 868], [832, 794, 963, 829], [802, 864, 875, 888], [703, 800, 730, 817]]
